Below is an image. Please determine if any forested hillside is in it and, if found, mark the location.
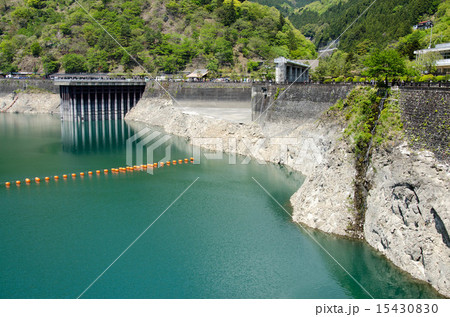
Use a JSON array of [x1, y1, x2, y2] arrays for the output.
[[0, 0, 316, 75], [252, 0, 315, 15], [289, 0, 445, 51]]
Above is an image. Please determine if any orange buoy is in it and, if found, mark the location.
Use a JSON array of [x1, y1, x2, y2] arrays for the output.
[[80, 172, 85, 177], [45, 177, 50, 181], [172, 160, 177, 165], [5, 182, 11, 187], [141, 165, 147, 169], [154, 163, 158, 168], [16, 180, 21, 185], [71, 173, 76, 178], [88, 171, 93, 175], [96, 170, 101, 174], [166, 161, 171, 166], [25, 178, 31, 184], [54, 176, 59, 180], [104, 169, 109, 174], [178, 160, 183, 164], [35, 177, 41, 182], [160, 162, 164, 167], [63, 174, 68, 179], [190, 157, 194, 161], [184, 159, 189, 163]]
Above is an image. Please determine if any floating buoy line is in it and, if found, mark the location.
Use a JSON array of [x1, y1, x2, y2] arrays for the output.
[[4, 157, 195, 188]]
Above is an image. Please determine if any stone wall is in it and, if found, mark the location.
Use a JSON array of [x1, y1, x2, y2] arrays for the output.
[[252, 84, 354, 123], [0, 79, 58, 95], [399, 87, 450, 162]]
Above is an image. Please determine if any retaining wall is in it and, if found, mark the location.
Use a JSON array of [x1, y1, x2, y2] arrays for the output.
[[0, 79, 58, 95], [399, 87, 450, 162]]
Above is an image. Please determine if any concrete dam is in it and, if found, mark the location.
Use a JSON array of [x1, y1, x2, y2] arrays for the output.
[[54, 76, 146, 121]]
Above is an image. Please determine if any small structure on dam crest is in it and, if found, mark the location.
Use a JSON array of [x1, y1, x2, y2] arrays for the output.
[[274, 57, 310, 84]]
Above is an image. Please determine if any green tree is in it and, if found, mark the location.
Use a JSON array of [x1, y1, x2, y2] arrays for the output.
[[30, 42, 42, 57], [206, 57, 219, 74], [0, 40, 17, 73], [86, 49, 109, 73], [214, 37, 234, 65], [27, 0, 46, 9], [42, 55, 60, 75], [416, 51, 441, 74], [364, 49, 406, 85], [61, 53, 86, 73], [247, 60, 259, 72]]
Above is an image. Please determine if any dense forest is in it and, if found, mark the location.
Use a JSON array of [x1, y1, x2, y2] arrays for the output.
[[252, 0, 315, 15], [0, 0, 316, 76], [289, 0, 446, 51]]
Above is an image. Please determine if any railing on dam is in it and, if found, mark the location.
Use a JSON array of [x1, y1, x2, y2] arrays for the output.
[[54, 76, 146, 121]]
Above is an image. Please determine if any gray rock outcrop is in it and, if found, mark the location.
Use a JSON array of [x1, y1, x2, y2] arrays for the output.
[[365, 144, 450, 297]]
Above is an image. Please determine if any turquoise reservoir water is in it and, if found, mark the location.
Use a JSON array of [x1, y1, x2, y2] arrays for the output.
[[0, 114, 441, 299]]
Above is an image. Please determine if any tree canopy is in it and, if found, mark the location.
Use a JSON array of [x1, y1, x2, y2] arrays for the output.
[[0, 0, 316, 75]]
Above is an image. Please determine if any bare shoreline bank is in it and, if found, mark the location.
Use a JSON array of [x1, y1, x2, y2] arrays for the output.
[[0, 92, 60, 115], [125, 96, 450, 297]]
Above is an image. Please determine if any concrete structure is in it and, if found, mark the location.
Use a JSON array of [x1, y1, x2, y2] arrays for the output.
[[274, 57, 309, 84], [54, 76, 146, 121], [414, 43, 450, 74]]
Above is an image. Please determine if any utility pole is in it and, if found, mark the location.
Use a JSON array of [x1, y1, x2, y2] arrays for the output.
[[428, 21, 434, 49]]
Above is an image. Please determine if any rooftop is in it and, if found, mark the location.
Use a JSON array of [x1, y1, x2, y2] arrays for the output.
[[274, 57, 309, 68], [414, 42, 450, 54]]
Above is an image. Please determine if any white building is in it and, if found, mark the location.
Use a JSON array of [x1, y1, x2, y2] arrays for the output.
[[414, 43, 450, 74], [274, 57, 309, 84]]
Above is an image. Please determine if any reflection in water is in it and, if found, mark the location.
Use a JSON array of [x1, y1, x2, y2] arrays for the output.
[[61, 119, 133, 153], [307, 229, 443, 298]]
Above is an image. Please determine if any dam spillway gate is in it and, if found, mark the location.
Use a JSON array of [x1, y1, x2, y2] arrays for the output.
[[54, 76, 146, 121]]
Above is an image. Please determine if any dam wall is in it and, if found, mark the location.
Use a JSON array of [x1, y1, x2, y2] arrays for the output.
[[143, 82, 252, 108], [251, 84, 354, 123]]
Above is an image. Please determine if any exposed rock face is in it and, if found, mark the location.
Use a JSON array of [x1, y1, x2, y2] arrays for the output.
[[0, 92, 60, 114], [126, 95, 449, 297], [365, 144, 450, 297], [290, 133, 356, 236]]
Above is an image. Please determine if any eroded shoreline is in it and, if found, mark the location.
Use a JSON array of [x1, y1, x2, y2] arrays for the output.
[[125, 96, 450, 297]]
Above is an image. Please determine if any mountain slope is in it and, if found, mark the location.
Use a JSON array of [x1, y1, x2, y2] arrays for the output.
[[289, 0, 444, 51], [0, 0, 316, 75]]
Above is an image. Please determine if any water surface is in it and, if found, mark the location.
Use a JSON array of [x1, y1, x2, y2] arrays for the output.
[[0, 114, 441, 299]]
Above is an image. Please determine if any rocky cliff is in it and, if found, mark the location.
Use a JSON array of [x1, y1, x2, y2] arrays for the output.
[[126, 88, 449, 297], [365, 144, 450, 297]]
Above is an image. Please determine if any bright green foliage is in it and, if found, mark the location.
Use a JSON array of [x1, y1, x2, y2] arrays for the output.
[[364, 49, 406, 85], [42, 55, 60, 75], [312, 50, 360, 80], [335, 86, 380, 156], [30, 42, 42, 57], [0, 0, 316, 74], [61, 54, 86, 73], [0, 40, 17, 73], [247, 60, 259, 72]]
